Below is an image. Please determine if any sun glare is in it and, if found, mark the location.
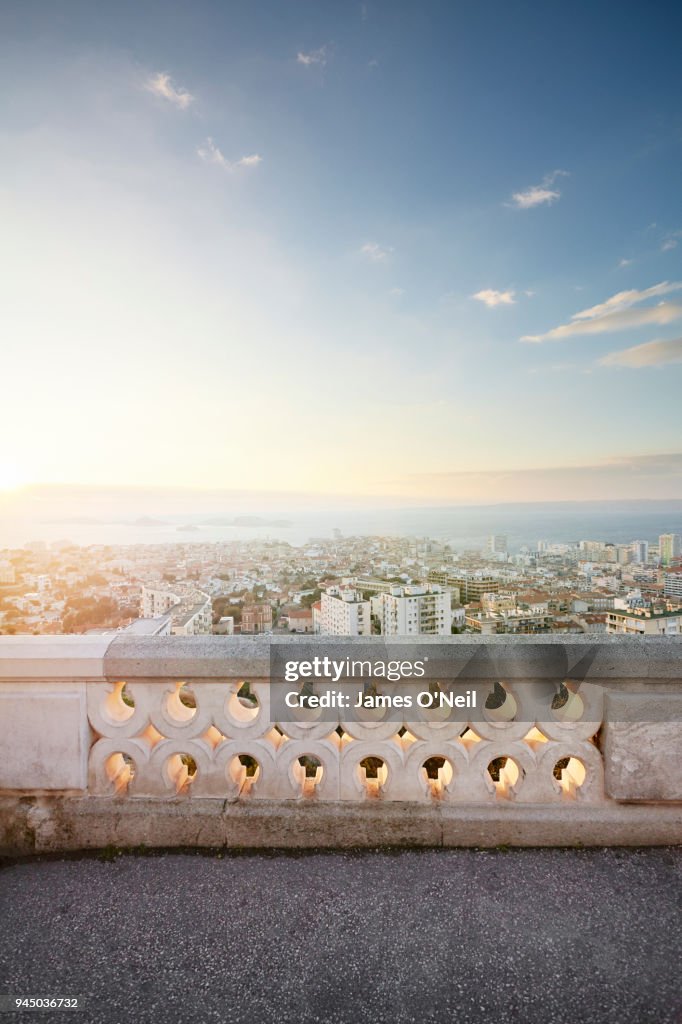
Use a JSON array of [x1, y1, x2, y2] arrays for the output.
[[0, 464, 26, 491]]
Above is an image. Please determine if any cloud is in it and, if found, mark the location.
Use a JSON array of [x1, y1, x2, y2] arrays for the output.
[[297, 47, 327, 66], [660, 230, 681, 252], [522, 303, 682, 342], [235, 154, 263, 168], [572, 281, 682, 320], [509, 170, 568, 209], [360, 242, 393, 262], [472, 289, 516, 307], [522, 280, 682, 342], [197, 138, 262, 171], [600, 336, 682, 368], [619, 258, 634, 268], [144, 72, 194, 109]]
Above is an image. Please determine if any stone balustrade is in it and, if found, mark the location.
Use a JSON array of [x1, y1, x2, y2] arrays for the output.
[[1, 635, 681, 852]]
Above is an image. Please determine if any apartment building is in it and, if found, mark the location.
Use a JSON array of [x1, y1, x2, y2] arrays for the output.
[[663, 569, 682, 601], [241, 603, 273, 634], [371, 585, 452, 636], [319, 587, 372, 636], [607, 608, 681, 635], [659, 534, 682, 566], [631, 540, 649, 564], [140, 585, 211, 635], [466, 608, 554, 634], [571, 591, 615, 613], [427, 569, 492, 604], [141, 586, 183, 618], [488, 534, 508, 555]]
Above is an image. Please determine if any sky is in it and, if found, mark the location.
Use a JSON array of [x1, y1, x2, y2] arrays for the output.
[[1, 0, 681, 506]]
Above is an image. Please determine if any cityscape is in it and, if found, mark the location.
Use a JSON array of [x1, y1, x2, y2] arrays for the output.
[[2, 525, 680, 638]]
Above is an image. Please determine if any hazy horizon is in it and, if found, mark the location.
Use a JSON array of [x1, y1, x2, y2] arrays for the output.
[[1, 483, 681, 550]]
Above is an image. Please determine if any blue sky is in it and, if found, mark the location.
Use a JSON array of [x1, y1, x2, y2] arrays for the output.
[[1, 0, 681, 503]]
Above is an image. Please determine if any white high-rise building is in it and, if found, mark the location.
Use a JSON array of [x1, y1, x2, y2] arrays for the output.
[[663, 570, 682, 601], [631, 540, 649, 564], [319, 587, 372, 636], [488, 534, 508, 555], [371, 585, 452, 636], [659, 534, 681, 566]]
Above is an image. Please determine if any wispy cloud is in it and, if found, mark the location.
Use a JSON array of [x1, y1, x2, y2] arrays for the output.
[[360, 242, 393, 262], [297, 46, 328, 67], [472, 288, 516, 307], [509, 170, 568, 209], [573, 281, 682, 320], [619, 258, 634, 268], [144, 71, 194, 109], [662, 238, 679, 252], [234, 154, 263, 168], [600, 336, 682, 368], [522, 280, 682, 342], [197, 138, 262, 171]]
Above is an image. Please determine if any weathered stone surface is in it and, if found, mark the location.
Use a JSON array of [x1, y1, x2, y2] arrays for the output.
[[0, 635, 112, 679], [102, 633, 682, 681], [1, 796, 681, 856], [602, 691, 682, 801], [0, 683, 89, 790], [1, 636, 681, 853]]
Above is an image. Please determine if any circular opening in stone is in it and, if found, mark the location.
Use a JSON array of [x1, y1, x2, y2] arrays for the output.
[[104, 682, 135, 723], [421, 755, 454, 796], [551, 683, 584, 723], [166, 752, 197, 794], [483, 682, 517, 723], [295, 755, 324, 796], [105, 751, 135, 794], [165, 682, 197, 724], [228, 754, 261, 795], [358, 756, 387, 797], [487, 756, 520, 799], [227, 681, 260, 724], [553, 756, 586, 798]]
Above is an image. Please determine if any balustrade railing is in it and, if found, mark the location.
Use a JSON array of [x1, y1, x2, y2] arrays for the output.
[[1, 635, 681, 851]]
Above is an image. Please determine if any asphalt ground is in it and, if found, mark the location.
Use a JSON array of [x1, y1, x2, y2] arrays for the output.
[[0, 847, 680, 1024]]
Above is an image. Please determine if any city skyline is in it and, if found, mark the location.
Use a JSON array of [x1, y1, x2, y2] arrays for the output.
[[2, 0, 682, 501]]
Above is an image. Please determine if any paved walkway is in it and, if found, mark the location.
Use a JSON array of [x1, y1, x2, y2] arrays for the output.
[[0, 848, 680, 1023]]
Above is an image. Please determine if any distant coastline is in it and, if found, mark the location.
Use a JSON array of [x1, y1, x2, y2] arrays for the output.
[[1, 499, 680, 551]]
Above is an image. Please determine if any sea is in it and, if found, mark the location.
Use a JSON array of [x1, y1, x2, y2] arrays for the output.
[[2, 501, 681, 552]]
